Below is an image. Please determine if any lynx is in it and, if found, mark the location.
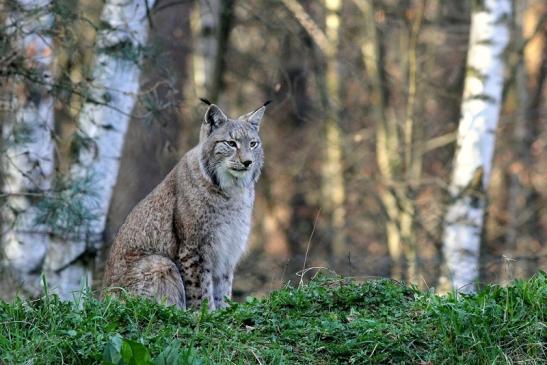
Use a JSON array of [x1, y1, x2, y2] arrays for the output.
[[103, 100, 269, 310]]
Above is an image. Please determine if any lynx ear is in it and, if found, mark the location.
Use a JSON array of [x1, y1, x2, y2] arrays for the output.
[[245, 100, 271, 130], [204, 104, 228, 130]]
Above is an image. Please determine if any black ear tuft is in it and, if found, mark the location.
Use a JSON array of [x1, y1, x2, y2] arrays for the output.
[[204, 104, 228, 131], [199, 97, 212, 105], [263, 100, 273, 107]]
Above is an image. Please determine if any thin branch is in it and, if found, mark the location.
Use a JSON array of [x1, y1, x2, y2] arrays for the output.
[[280, 0, 331, 56], [422, 131, 457, 153]]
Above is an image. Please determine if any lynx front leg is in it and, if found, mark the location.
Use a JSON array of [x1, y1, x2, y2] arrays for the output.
[[213, 271, 234, 309], [178, 251, 215, 310]]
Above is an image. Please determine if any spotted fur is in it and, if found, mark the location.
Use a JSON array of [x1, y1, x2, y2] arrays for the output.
[[103, 102, 267, 310]]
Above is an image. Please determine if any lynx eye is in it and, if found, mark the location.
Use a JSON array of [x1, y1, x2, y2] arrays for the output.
[[225, 140, 237, 148], [250, 141, 259, 148]]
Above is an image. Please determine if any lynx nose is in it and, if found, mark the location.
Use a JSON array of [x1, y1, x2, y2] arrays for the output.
[[242, 160, 252, 168]]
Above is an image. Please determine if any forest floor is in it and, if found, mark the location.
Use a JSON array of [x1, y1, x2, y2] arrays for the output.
[[0, 273, 545, 364]]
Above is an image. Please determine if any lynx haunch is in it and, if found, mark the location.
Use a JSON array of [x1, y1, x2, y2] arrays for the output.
[[103, 101, 269, 310]]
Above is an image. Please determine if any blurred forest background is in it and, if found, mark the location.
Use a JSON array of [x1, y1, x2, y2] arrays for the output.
[[0, 0, 545, 301]]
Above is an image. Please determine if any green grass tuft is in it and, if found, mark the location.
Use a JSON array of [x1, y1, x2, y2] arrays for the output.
[[1, 273, 545, 364]]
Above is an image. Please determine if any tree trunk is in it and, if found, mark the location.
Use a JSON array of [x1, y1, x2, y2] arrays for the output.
[[45, 0, 156, 299], [209, 0, 235, 103], [358, 0, 403, 280], [503, 0, 530, 283], [102, 0, 192, 290], [439, 0, 512, 293], [190, 0, 220, 98], [401, 0, 425, 284], [282, 0, 347, 261], [1, 0, 55, 295], [321, 0, 347, 259]]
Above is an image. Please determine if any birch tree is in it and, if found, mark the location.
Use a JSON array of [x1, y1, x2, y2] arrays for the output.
[[1, 0, 55, 295], [356, 0, 402, 279], [321, 0, 347, 258], [355, 0, 425, 282], [282, 0, 347, 258], [44, 0, 156, 299], [440, 0, 512, 293], [190, 0, 219, 98], [189, 0, 234, 104]]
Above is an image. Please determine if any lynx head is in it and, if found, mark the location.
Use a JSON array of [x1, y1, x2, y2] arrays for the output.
[[199, 100, 269, 191]]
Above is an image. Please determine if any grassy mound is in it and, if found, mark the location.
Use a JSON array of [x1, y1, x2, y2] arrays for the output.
[[1, 273, 545, 364]]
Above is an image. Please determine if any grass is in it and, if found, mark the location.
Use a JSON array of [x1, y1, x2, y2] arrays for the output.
[[0, 272, 545, 364]]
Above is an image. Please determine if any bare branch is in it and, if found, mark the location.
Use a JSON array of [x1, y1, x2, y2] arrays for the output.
[[280, 0, 332, 56]]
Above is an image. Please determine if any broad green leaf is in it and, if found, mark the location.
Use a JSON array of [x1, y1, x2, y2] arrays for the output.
[[102, 334, 123, 365], [152, 340, 181, 365], [121, 339, 152, 365]]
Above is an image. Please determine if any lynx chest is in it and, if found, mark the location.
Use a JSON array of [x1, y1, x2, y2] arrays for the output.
[[208, 191, 254, 273]]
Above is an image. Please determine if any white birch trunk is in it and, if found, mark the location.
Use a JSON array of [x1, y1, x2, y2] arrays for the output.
[[440, 0, 512, 293], [1, 0, 55, 295], [44, 0, 156, 299]]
